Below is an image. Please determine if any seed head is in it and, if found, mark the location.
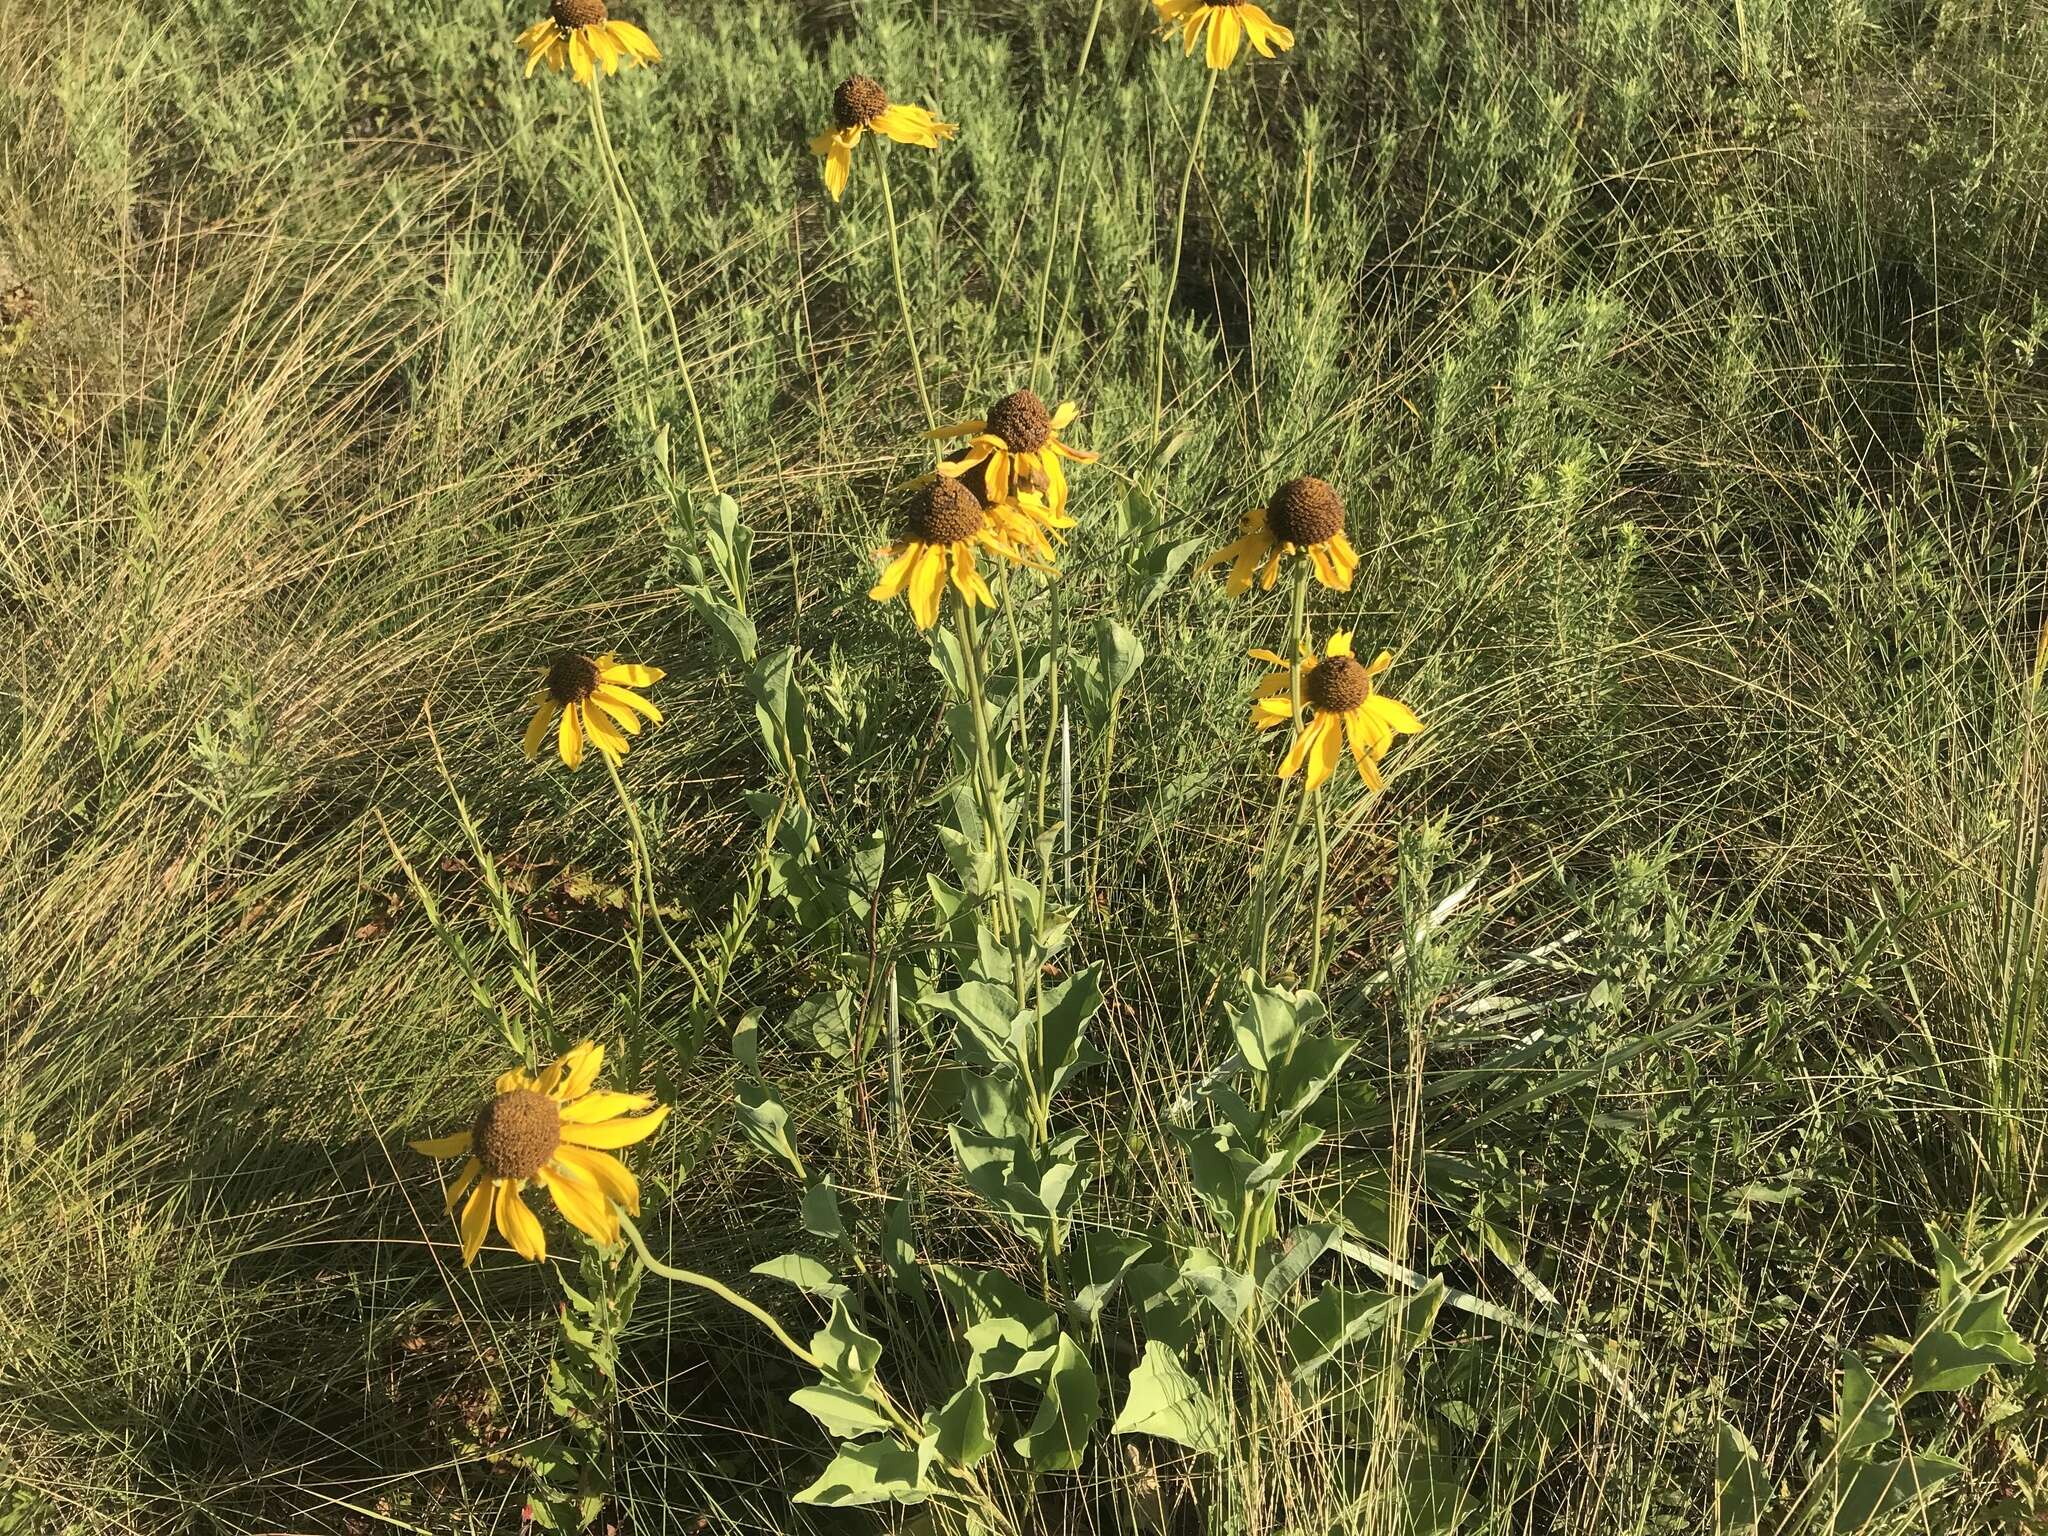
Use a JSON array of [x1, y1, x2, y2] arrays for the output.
[[551, 0, 609, 29], [1266, 476, 1345, 548], [1306, 653, 1371, 714], [905, 476, 986, 544], [545, 653, 601, 705], [473, 1088, 562, 1180], [833, 75, 889, 130], [984, 389, 1051, 453]]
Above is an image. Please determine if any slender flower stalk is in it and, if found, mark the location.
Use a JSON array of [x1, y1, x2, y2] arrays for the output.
[[877, 151, 936, 429], [1029, 0, 1109, 385], [1253, 562, 1312, 977], [1152, 69, 1219, 450]]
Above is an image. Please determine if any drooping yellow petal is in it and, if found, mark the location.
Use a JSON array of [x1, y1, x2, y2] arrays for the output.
[[1366, 693, 1425, 735], [872, 103, 958, 147], [598, 660, 663, 687], [1345, 712, 1388, 787], [568, 29, 594, 85], [1277, 714, 1321, 779], [594, 683, 661, 724], [552, 1144, 641, 1215], [558, 704, 584, 769], [521, 693, 555, 759], [496, 1182, 548, 1261], [1207, 7, 1243, 67], [410, 1130, 474, 1157], [586, 23, 621, 73], [581, 699, 629, 758], [1241, 2, 1294, 51], [907, 544, 948, 630], [870, 541, 923, 602], [1258, 543, 1286, 590], [927, 416, 986, 440], [560, 1090, 656, 1124], [1326, 530, 1359, 583], [459, 1179, 494, 1264], [608, 19, 661, 62], [558, 1102, 672, 1149], [443, 1156, 482, 1216], [1304, 709, 1345, 790], [515, 18, 553, 48], [540, 1163, 619, 1244], [813, 127, 858, 201], [1252, 695, 1294, 728], [1182, 6, 1211, 55]]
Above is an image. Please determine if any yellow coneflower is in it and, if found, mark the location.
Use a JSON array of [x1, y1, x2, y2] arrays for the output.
[[521, 653, 664, 770], [1205, 475, 1360, 597], [411, 1040, 668, 1265], [515, 0, 660, 84], [930, 389, 1097, 531], [809, 75, 956, 203], [1250, 631, 1423, 792], [1154, 0, 1294, 68], [869, 475, 1031, 631]]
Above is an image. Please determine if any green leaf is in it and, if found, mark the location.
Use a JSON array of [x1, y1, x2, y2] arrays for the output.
[[734, 1077, 805, 1179], [1037, 967, 1104, 1098], [790, 1383, 894, 1439], [1394, 1277, 1447, 1358], [1715, 1421, 1768, 1534], [1288, 1285, 1398, 1380], [932, 1264, 1060, 1383], [1908, 1285, 2033, 1397], [1259, 1222, 1337, 1301], [751, 1253, 846, 1300], [792, 1439, 927, 1507], [801, 1176, 847, 1246], [1830, 1452, 1962, 1532], [747, 646, 810, 783], [1094, 620, 1144, 696], [1111, 1341, 1225, 1455], [787, 988, 854, 1059], [1832, 1355, 1894, 1456], [1179, 1249, 1254, 1325], [1069, 1230, 1152, 1326], [1231, 976, 1318, 1073], [811, 1299, 882, 1393], [922, 1381, 996, 1473], [1014, 1334, 1100, 1472]]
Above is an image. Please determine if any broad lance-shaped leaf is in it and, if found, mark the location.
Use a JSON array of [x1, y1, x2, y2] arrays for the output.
[[1715, 1421, 1768, 1535], [1230, 976, 1324, 1073], [1069, 1229, 1153, 1326], [921, 1381, 995, 1478], [751, 1253, 846, 1300], [1178, 1249, 1254, 1325], [792, 1439, 928, 1507], [734, 1077, 805, 1179], [934, 979, 1022, 1074], [1036, 967, 1104, 1099], [790, 1383, 893, 1439], [1111, 1341, 1225, 1456], [801, 1175, 847, 1246], [1013, 1334, 1100, 1471], [1830, 1452, 1962, 1532], [1906, 1284, 2032, 1398], [811, 1299, 882, 1393], [1289, 1285, 1400, 1381], [1832, 1355, 1894, 1456], [931, 1264, 1060, 1383]]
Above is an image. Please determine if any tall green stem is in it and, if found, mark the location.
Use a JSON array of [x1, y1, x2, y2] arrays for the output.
[[620, 1213, 820, 1368], [586, 80, 720, 497], [1253, 562, 1312, 977], [1028, 0, 1108, 386], [877, 152, 936, 430], [1151, 69, 1219, 451]]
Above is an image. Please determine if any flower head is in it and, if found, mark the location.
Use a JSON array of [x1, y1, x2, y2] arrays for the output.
[[868, 475, 1033, 630], [809, 75, 957, 202], [1205, 475, 1359, 597], [516, 0, 660, 85], [521, 652, 663, 769], [1154, 0, 1294, 68], [1250, 631, 1422, 792], [411, 1041, 669, 1264], [929, 388, 1097, 535]]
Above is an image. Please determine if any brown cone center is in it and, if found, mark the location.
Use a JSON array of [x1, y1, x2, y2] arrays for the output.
[[1267, 475, 1345, 547], [906, 477, 986, 543], [546, 653, 600, 705], [473, 1088, 562, 1180], [1306, 654, 1370, 714], [833, 75, 889, 130], [551, 0, 609, 28], [984, 389, 1052, 453]]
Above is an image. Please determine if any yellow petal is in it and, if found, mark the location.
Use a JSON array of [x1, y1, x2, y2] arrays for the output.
[[410, 1130, 474, 1157], [1304, 709, 1344, 790], [555, 1040, 604, 1100], [443, 1156, 482, 1216], [459, 1179, 494, 1264], [568, 29, 594, 84], [496, 1182, 548, 1261], [552, 1144, 640, 1215], [608, 19, 660, 62], [586, 23, 620, 73], [594, 683, 661, 724], [558, 703, 584, 769], [1278, 715, 1320, 779], [1328, 629, 1354, 657], [1367, 694, 1425, 735], [558, 1102, 671, 1149], [560, 1090, 657, 1123], [907, 544, 947, 630], [1252, 695, 1294, 728], [521, 694, 555, 759], [497, 1066, 535, 1093], [541, 1163, 619, 1244], [870, 541, 922, 602], [598, 660, 663, 687], [927, 416, 986, 440]]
